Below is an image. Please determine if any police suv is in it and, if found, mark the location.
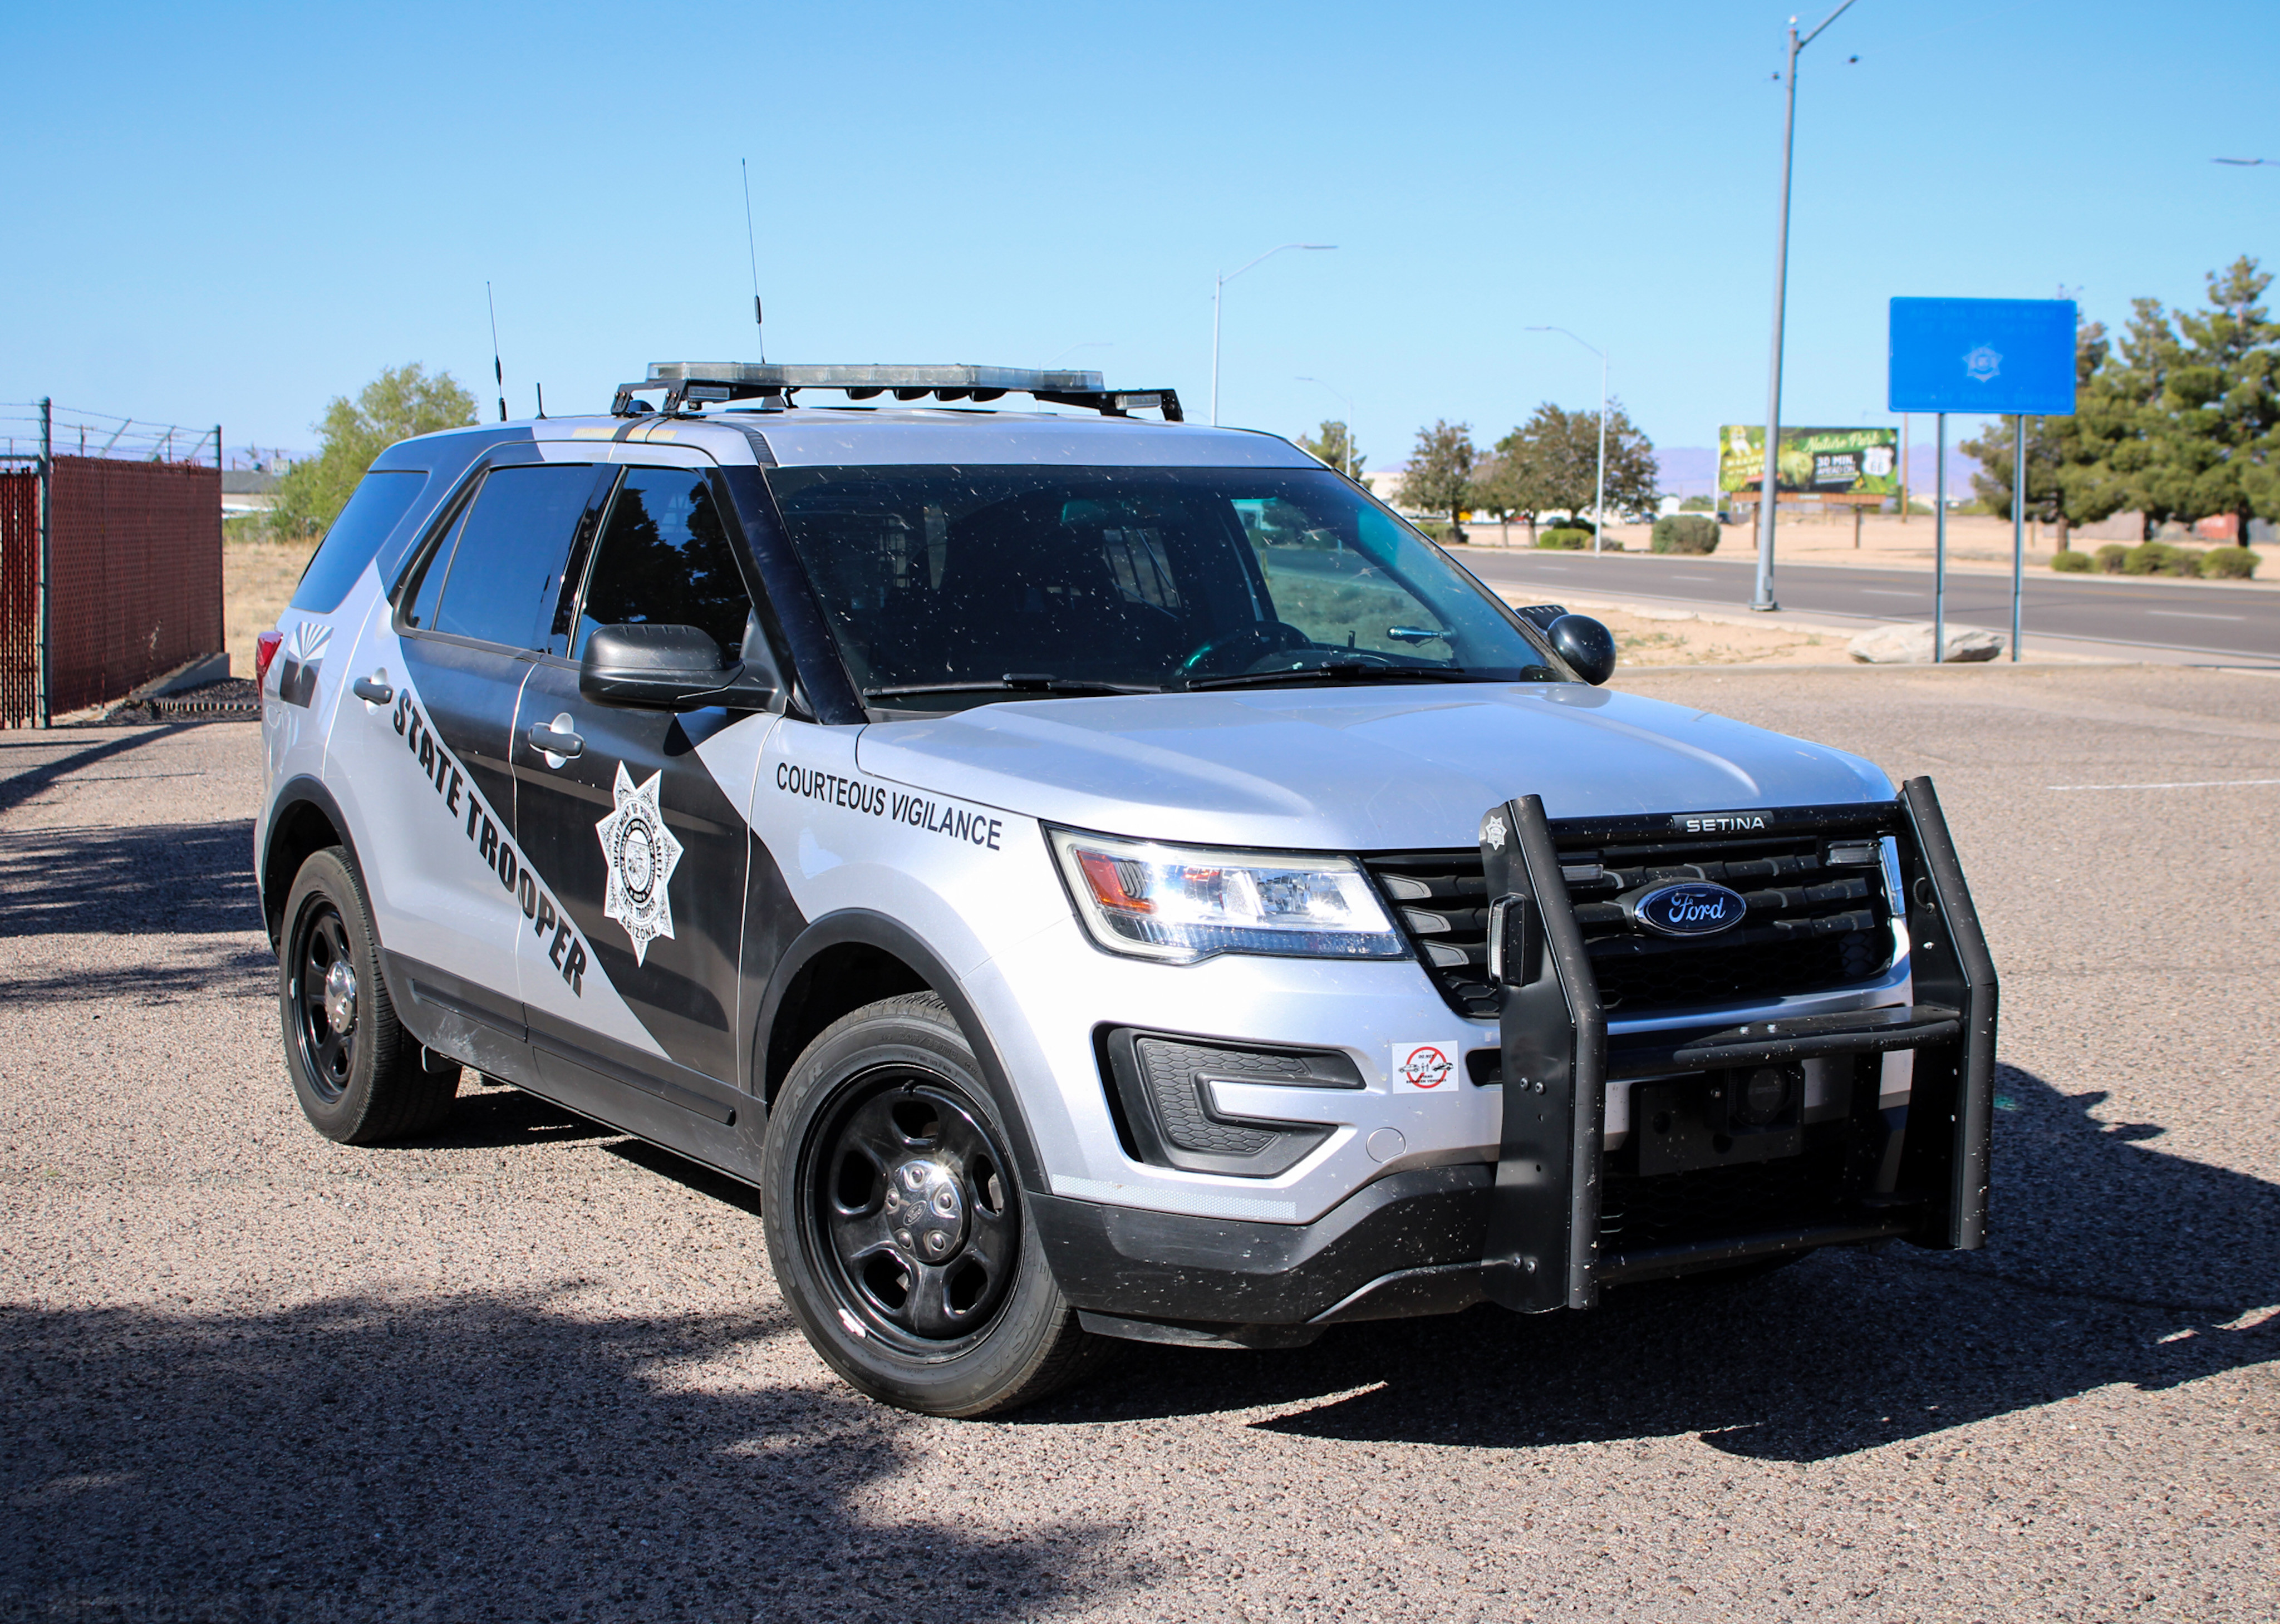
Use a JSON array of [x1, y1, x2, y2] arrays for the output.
[[256, 363, 1996, 1417]]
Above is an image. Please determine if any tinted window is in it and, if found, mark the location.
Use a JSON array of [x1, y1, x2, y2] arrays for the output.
[[574, 467, 751, 661], [429, 464, 596, 648], [291, 470, 427, 613]]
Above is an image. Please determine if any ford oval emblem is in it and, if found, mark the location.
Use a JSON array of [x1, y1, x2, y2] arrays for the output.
[[1632, 881, 1747, 938]]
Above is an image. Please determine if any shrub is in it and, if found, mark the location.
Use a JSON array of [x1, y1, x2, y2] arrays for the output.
[[2201, 545, 2259, 579], [1412, 519, 1454, 543], [1651, 515, 1721, 555], [2094, 543, 2129, 573], [2163, 545, 2203, 577], [1679, 495, 1714, 511], [2050, 548, 2092, 573], [2122, 542, 2174, 575], [1537, 527, 1591, 550]]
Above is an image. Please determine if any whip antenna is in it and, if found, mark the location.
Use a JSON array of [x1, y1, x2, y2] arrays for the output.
[[487, 282, 507, 422], [741, 159, 765, 362]]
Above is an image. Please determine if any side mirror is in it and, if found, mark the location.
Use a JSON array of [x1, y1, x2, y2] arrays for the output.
[[1546, 613, 1616, 686], [578, 623, 772, 711]]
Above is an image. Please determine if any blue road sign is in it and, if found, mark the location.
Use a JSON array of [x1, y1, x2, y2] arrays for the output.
[[1889, 298, 2077, 415]]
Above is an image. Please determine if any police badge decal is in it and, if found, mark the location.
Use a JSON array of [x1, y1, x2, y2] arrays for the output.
[[594, 762, 683, 964]]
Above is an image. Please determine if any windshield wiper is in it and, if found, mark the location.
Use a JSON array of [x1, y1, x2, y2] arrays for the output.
[[1180, 662, 1489, 693], [866, 673, 1166, 700]]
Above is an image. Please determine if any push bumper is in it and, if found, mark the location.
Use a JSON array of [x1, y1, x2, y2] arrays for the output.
[[1033, 777, 1997, 1345]]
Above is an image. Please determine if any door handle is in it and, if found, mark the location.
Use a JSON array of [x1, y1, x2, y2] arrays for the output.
[[352, 677, 393, 705], [528, 722, 584, 760]]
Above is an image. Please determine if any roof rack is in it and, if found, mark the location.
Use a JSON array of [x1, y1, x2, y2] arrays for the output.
[[611, 363, 1183, 422]]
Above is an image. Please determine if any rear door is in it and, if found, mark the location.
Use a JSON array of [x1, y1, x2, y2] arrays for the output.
[[347, 455, 602, 1076], [509, 460, 775, 1139]]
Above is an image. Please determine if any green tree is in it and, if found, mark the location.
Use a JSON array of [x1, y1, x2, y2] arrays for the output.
[[1960, 318, 2125, 548], [1402, 420, 1476, 540], [1296, 419, 1366, 479], [270, 364, 478, 540], [2144, 257, 2280, 544], [1477, 401, 1658, 532]]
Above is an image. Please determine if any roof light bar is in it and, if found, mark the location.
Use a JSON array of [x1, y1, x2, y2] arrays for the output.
[[611, 363, 1183, 422]]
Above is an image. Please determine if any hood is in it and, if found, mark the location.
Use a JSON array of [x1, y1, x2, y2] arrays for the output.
[[853, 683, 1894, 852]]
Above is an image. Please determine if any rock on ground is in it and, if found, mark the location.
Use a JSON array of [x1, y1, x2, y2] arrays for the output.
[[1848, 621, 2006, 663]]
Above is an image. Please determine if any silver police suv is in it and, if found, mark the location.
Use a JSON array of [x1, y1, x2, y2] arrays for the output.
[[256, 363, 1996, 1416]]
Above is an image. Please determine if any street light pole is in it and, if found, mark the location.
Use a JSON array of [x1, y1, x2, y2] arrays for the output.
[[1752, 0, 1859, 612], [1211, 243, 1335, 426], [1526, 326, 1609, 555], [1295, 375, 1358, 476]]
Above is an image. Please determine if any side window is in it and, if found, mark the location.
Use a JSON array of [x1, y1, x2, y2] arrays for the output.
[[574, 467, 752, 662], [400, 494, 469, 631], [292, 470, 427, 613], [425, 464, 597, 649]]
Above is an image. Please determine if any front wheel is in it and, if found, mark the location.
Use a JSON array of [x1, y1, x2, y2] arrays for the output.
[[762, 993, 1106, 1416], [278, 847, 459, 1144]]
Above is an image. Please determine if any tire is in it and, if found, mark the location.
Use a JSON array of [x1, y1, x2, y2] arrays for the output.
[[278, 846, 460, 1144], [762, 992, 1108, 1418]]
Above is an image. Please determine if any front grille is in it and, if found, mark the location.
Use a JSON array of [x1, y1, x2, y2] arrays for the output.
[[1364, 826, 1895, 1021]]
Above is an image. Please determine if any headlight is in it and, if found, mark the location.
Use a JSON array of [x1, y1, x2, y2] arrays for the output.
[[1048, 828, 1406, 964]]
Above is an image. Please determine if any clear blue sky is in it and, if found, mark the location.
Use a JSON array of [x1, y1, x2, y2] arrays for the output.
[[4, 1, 2272, 470]]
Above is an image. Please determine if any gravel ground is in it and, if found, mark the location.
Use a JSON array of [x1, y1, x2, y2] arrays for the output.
[[2, 667, 2276, 1623]]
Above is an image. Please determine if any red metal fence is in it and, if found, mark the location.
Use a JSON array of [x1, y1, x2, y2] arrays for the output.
[[45, 456, 222, 716], [0, 471, 36, 727]]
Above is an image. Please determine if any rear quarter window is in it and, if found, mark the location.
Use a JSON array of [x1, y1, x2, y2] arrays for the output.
[[289, 470, 429, 613]]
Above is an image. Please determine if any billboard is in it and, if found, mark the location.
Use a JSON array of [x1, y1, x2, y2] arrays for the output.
[[1718, 425, 1900, 498]]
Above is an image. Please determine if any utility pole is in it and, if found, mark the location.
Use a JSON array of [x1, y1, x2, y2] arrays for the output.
[[1211, 243, 1335, 426], [1752, 0, 1860, 611]]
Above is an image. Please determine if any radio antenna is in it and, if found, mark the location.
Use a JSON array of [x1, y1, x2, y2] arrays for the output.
[[487, 281, 507, 422], [741, 159, 765, 363]]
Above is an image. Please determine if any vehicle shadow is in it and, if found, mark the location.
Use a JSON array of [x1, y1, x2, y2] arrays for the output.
[[0, 818, 260, 941], [0, 1293, 1134, 1623], [1026, 1064, 2279, 1461]]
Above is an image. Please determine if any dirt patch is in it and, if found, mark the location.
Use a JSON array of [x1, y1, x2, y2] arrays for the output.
[[224, 537, 318, 682], [1496, 591, 1854, 667]]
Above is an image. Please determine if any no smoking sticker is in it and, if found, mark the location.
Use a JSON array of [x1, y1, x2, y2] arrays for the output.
[[1392, 1041, 1459, 1092]]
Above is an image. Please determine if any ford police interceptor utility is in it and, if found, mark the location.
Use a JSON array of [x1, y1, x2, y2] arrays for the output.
[[255, 362, 1996, 1418]]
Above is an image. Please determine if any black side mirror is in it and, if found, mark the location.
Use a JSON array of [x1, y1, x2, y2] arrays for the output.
[[1546, 613, 1617, 685], [579, 623, 772, 711]]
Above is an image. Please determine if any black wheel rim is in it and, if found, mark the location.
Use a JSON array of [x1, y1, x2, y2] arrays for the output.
[[799, 1069, 1020, 1356], [289, 900, 358, 1103]]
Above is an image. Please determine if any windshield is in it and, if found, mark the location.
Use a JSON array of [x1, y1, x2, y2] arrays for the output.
[[765, 464, 1563, 709]]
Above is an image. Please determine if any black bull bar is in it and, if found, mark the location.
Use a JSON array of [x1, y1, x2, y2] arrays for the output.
[[1477, 777, 1998, 1313]]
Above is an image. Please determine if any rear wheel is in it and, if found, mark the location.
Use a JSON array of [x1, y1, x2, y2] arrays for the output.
[[763, 993, 1107, 1416], [278, 847, 459, 1144]]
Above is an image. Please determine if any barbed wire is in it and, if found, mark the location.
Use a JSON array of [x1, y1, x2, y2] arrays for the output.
[[0, 403, 222, 466]]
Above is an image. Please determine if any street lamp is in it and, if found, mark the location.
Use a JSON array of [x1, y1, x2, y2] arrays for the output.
[[1294, 375, 1357, 477], [1526, 326, 1609, 556], [1752, 0, 1860, 611], [1211, 243, 1335, 426]]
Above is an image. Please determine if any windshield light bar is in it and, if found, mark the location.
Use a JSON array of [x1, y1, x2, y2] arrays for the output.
[[612, 363, 1183, 422]]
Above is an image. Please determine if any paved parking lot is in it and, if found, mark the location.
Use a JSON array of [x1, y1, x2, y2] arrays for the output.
[[3, 665, 2276, 1623]]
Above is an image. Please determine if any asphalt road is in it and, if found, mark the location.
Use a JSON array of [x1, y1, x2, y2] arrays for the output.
[[3, 680, 2277, 1622], [1452, 547, 2280, 662]]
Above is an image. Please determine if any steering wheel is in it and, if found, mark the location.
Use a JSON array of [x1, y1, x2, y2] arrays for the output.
[[1178, 621, 1312, 676]]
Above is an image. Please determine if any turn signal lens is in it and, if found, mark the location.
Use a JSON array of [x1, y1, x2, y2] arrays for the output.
[[255, 629, 284, 686], [1050, 829, 1404, 964]]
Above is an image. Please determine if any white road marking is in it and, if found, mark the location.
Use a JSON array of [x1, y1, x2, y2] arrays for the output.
[[2047, 778, 2280, 791], [1670, 574, 1713, 580], [2144, 609, 2247, 621], [1859, 589, 1923, 598]]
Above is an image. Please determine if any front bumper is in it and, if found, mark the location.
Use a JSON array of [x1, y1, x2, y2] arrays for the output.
[[1031, 777, 1996, 1343]]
